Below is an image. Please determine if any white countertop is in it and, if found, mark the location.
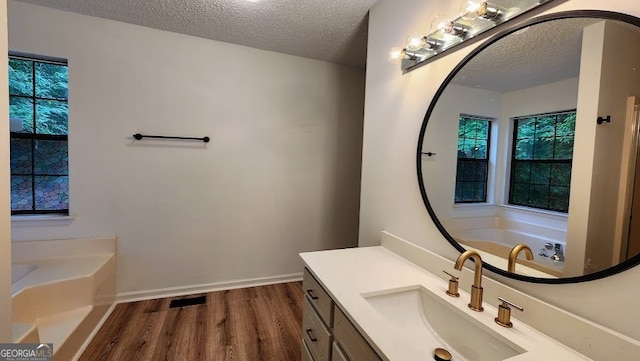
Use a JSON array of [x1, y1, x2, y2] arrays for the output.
[[300, 246, 590, 361]]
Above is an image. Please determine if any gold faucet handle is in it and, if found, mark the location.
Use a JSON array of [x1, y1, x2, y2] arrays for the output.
[[495, 297, 523, 328], [442, 271, 460, 297]]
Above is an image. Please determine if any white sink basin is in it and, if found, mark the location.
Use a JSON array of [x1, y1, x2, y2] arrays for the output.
[[364, 285, 526, 361]]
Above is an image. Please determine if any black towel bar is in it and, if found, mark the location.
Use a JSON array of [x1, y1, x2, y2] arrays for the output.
[[133, 133, 210, 143]]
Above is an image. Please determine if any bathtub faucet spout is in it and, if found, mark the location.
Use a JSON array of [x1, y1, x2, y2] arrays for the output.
[[508, 244, 534, 273]]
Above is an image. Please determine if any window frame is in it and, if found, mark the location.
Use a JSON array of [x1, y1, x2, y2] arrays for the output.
[[507, 109, 576, 213], [454, 114, 494, 204], [9, 53, 69, 215]]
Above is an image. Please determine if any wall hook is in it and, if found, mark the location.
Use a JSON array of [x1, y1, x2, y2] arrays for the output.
[[597, 116, 611, 125], [421, 152, 437, 157]]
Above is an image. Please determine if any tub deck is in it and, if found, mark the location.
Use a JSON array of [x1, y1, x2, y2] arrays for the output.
[[11, 237, 116, 360]]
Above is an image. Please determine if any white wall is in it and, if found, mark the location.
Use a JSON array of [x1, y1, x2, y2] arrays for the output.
[[7, 1, 365, 296], [421, 84, 501, 219], [585, 20, 640, 273], [0, 0, 10, 343], [362, 0, 640, 341], [564, 21, 603, 277]]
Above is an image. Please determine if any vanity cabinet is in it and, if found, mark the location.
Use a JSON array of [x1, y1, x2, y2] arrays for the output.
[[302, 268, 382, 361], [302, 333, 315, 361]]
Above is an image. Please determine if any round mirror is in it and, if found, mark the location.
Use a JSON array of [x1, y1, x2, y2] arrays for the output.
[[418, 10, 640, 283]]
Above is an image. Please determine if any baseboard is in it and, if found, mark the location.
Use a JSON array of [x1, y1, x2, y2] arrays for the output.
[[115, 272, 304, 303], [70, 303, 117, 361]]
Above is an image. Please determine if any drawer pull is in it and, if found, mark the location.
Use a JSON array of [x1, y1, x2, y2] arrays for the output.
[[305, 328, 318, 342], [306, 289, 319, 300]]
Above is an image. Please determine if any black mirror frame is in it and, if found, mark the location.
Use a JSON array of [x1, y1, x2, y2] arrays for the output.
[[416, 10, 640, 284]]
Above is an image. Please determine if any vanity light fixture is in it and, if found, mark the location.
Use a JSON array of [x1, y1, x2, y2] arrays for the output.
[[387, 34, 444, 65], [460, 0, 505, 22], [390, 0, 557, 73], [387, 46, 434, 64], [387, 47, 405, 64], [406, 33, 444, 52], [431, 15, 471, 39]]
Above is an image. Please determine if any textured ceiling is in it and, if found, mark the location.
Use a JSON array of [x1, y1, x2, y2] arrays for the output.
[[453, 18, 603, 93], [14, 0, 378, 67]]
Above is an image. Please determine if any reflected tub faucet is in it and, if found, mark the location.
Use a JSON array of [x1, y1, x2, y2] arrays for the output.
[[508, 244, 534, 272], [552, 243, 565, 262]]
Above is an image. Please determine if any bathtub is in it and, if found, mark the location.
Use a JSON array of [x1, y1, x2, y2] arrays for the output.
[[12, 263, 36, 284]]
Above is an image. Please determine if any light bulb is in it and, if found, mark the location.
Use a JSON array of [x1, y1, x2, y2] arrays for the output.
[[405, 33, 427, 51], [459, 0, 487, 21], [431, 15, 470, 38], [430, 15, 453, 33], [460, 0, 504, 21], [387, 47, 405, 64]]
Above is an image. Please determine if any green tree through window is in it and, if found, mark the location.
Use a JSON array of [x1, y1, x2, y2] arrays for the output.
[[509, 110, 576, 212], [455, 115, 492, 203], [9, 54, 69, 214]]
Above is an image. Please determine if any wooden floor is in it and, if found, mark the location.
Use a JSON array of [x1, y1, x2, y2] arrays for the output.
[[80, 282, 304, 361]]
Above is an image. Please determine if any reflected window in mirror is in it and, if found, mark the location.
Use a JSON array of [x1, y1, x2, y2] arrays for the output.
[[509, 110, 576, 213], [455, 114, 493, 203]]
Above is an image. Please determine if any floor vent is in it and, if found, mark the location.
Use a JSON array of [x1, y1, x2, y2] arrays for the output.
[[169, 295, 206, 308]]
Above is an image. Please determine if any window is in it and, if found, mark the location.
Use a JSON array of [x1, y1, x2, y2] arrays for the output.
[[9, 54, 69, 214], [509, 110, 576, 213], [455, 115, 492, 203]]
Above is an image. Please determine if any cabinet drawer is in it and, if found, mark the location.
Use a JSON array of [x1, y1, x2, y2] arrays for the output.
[[302, 338, 314, 361], [303, 296, 332, 361], [332, 342, 349, 361], [334, 306, 382, 361], [303, 268, 334, 326]]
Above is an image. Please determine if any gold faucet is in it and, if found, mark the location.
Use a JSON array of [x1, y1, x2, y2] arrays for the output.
[[454, 250, 484, 312], [507, 244, 534, 273]]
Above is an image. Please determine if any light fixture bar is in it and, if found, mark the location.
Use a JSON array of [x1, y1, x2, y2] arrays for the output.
[[388, 0, 560, 73]]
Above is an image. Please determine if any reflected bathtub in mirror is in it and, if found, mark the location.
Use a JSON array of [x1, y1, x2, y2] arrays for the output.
[[417, 11, 640, 283], [443, 216, 565, 277]]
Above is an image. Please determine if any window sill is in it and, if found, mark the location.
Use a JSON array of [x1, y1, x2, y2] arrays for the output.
[[11, 214, 74, 227], [453, 203, 497, 209], [499, 204, 568, 220]]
